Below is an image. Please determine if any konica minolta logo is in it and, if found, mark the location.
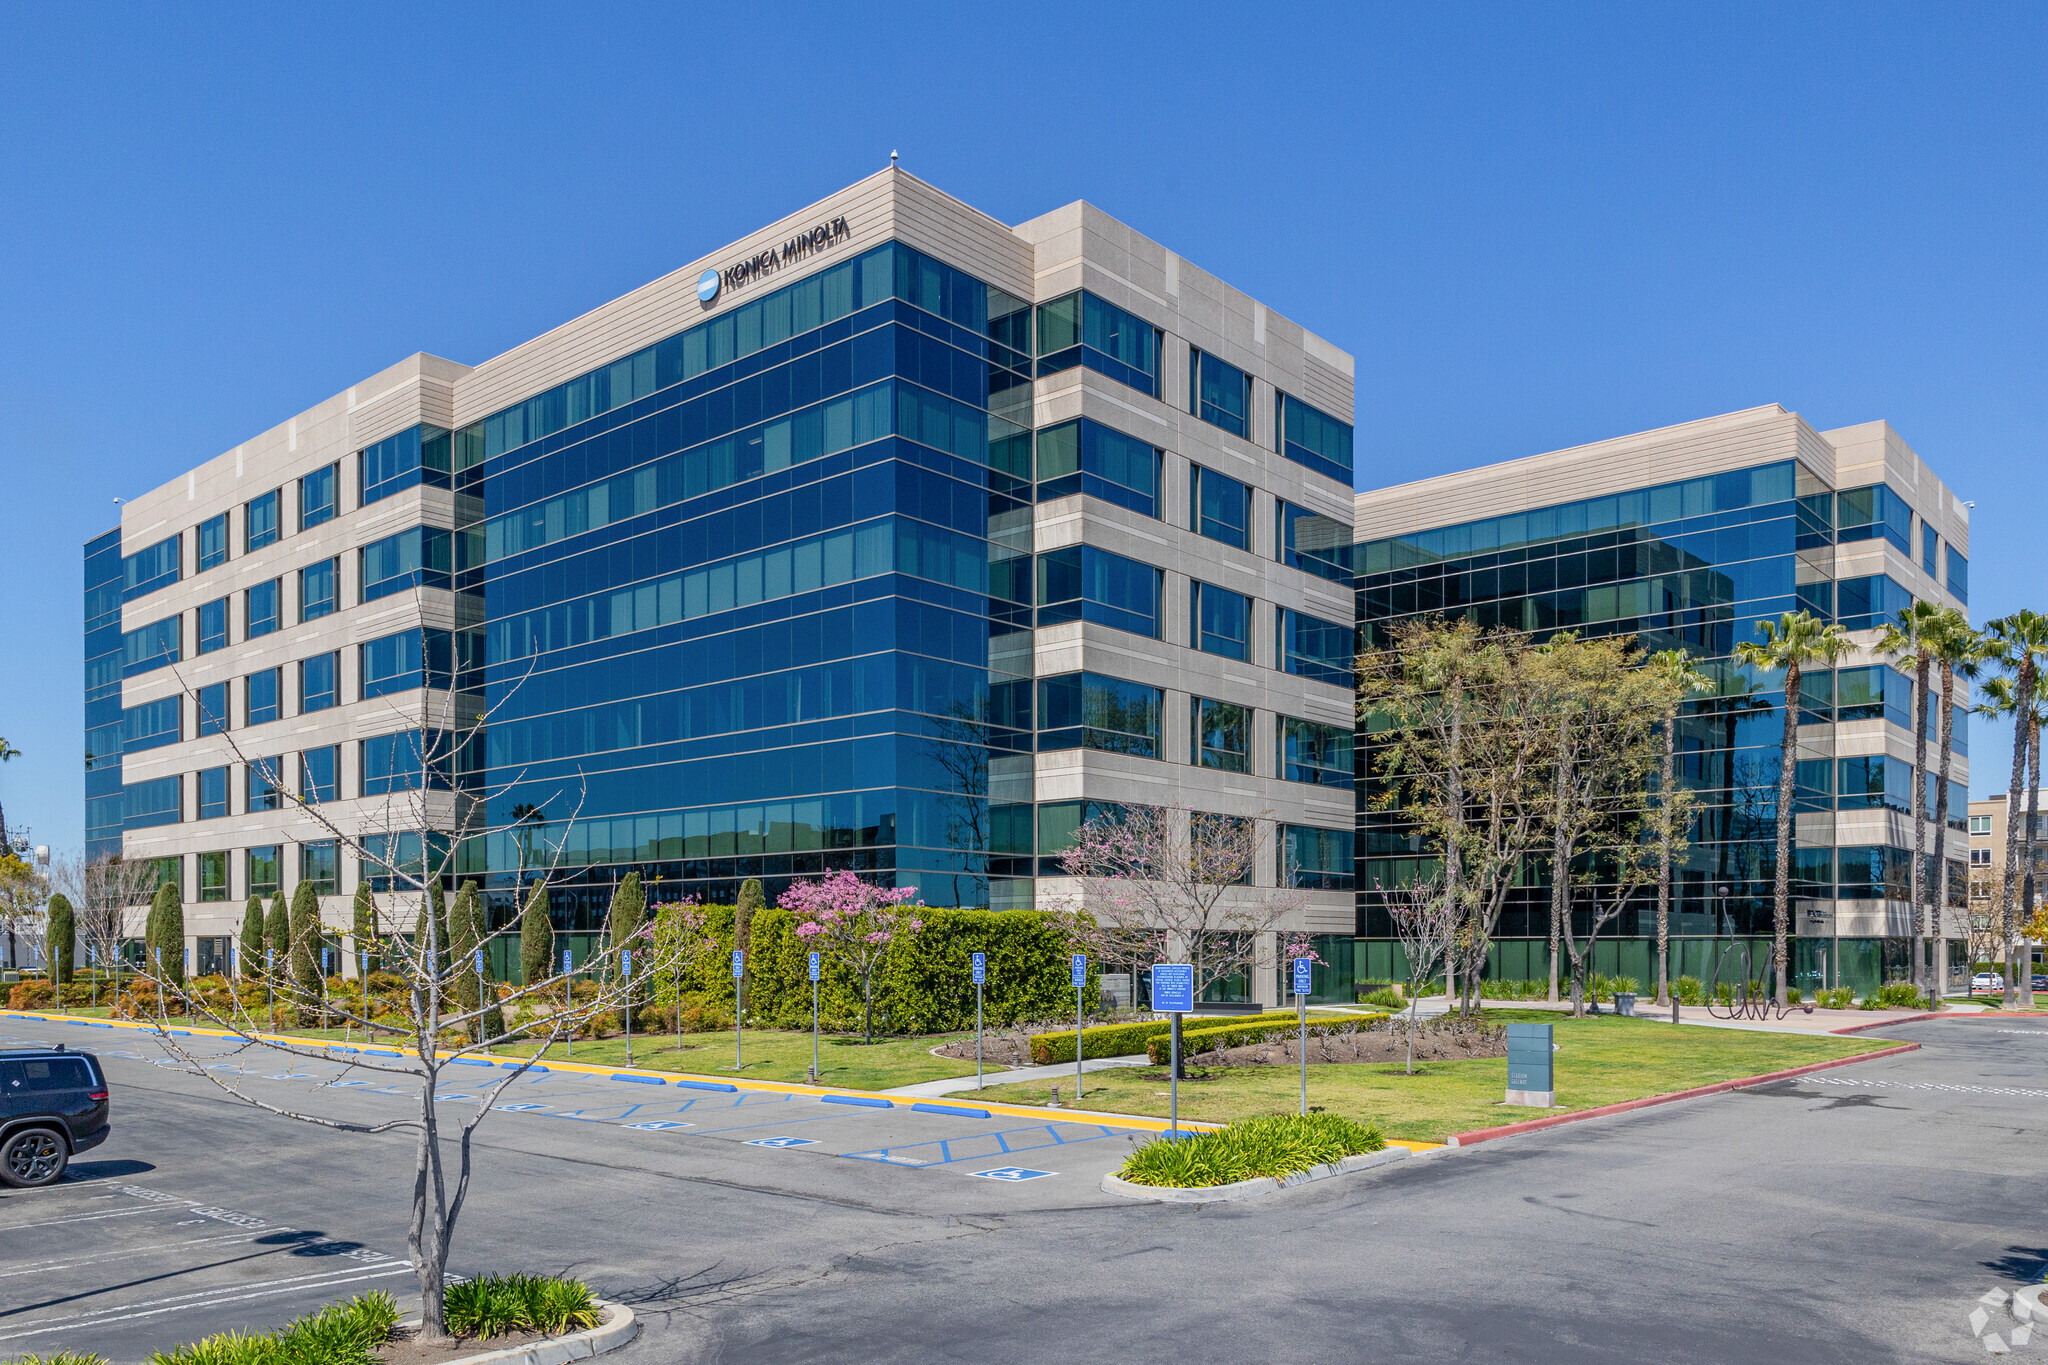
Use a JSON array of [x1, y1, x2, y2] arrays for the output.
[[709, 215, 851, 302]]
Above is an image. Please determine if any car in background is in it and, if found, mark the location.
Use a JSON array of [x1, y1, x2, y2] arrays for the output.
[[0, 1046, 110, 1187], [2035, 975, 2048, 992], [1973, 972, 2004, 992]]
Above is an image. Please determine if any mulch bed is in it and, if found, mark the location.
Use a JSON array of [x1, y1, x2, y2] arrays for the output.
[[376, 1325, 551, 1364]]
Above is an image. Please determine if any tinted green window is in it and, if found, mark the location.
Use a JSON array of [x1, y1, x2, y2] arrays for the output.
[[302, 840, 339, 896], [361, 527, 452, 601], [1035, 419, 1159, 516], [1037, 673, 1162, 757], [247, 845, 281, 899], [198, 850, 229, 901], [361, 426, 451, 505], [1278, 716, 1353, 788], [1277, 501, 1353, 583], [1192, 698, 1250, 772], [1034, 291, 1159, 396], [1282, 825, 1354, 890]]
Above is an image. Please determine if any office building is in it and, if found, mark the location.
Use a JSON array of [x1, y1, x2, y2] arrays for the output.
[[1354, 406, 1973, 997], [85, 168, 1360, 1004]]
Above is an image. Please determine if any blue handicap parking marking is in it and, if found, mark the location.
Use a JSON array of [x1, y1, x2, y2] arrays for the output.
[[624, 1120, 693, 1131], [970, 1167, 1056, 1182], [844, 1149, 939, 1167], [434, 1093, 476, 1103], [837, 1121, 1115, 1169], [499, 1103, 551, 1112], [746, 1136, 819, 1148]]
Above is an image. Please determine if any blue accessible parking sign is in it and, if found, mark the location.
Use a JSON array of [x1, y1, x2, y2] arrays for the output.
[[971, 1167, 1054, 1182], [972, 951, 985, 984], [1293, 957, 1312, 996]]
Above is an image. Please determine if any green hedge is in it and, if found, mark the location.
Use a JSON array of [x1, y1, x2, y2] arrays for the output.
[[1149, 1012, 1386, 1063], [1028, 1018, 1176, 1065], [652, 903, 1089, 1036]]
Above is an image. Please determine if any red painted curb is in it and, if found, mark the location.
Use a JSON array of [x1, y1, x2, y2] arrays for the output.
[[1829, 1012, 1942, 1034], [1444, 1041, 1921, 1148]]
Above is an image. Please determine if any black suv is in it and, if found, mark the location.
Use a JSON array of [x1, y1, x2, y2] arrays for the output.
[[0, 1046, 110, 1187]]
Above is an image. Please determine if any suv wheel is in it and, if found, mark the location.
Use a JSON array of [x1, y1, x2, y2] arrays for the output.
[[1, 1128, 69, 1188]]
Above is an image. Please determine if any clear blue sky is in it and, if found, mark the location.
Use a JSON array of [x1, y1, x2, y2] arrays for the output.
[[3, 3, 2043, 854]]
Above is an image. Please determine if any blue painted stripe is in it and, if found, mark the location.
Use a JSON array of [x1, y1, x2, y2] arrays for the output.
[[611, 1073, 665, 1085], [450, 1058, 496, 1067], [364, 1049, 400, 1056], [674, 1079, 739, 1093], [821, 1094, 892, 1109], [912, 1103, 991, 1118]]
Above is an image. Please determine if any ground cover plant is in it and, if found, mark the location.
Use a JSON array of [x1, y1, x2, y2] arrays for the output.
[[977, 1009, 1897, 1143], [1118, 1112, 1386, 1187], [442, 1274, 600, 1338], [141, 1290, 398, 1365]]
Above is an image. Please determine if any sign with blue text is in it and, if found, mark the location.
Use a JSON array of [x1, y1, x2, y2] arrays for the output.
[[621, 949, 631, 978], [562, 949, 572, 974], [1151, 963, 1195, 1013], [1071, 954, 1087, 988], [1293, 957, 1312, 997], [808, 951, 820, 982], [972, 951, 986, 985], [732, 949, 745, 979]]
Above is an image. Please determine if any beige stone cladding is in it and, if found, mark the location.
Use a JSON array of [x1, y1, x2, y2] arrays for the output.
[[1353, 406, 1972, 949], [112, 354, 471, 951], [1015, 202, 1358, 999]]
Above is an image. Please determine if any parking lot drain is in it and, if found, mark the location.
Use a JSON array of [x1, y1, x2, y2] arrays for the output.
[[822, 1094, 892, 1109], [912, 1103, 991, 1118], [611, 1073, 665, 1084], [675, 1079, 739, 1092]]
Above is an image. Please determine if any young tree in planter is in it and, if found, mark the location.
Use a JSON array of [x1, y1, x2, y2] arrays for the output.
[[1646, 649, 1712, 1006], [45, 892, 74, 986], [1057, 805, 1307, 1066], [783, 871, 924, 1044], [239, 895, 266, 976], [1734, 610, 1854, 1007], [1379, 874, 1461, 1074]]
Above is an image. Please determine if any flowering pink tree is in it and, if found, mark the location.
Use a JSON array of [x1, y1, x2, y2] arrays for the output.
[[782, 871, 924, 1043]]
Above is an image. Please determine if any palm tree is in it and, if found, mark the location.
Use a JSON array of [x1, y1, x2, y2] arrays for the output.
[[1878, 601, 1945, 994], [1735, 611, 1854, 1006], [1647, 649, 1712, 1006], [1986, 611, 2048, 1009], [1922, 608, 1981, 994], [0, 737, 18, 852]]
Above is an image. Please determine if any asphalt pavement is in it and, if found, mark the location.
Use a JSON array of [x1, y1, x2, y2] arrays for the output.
[[1, 1013, 2039, 1363]]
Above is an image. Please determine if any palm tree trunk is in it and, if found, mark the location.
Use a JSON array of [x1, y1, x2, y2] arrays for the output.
[[1548, 748, 1569, 1005], [1910, 656, 1930, 994], [2000, 661, 2035, 1006], [1657, 704, 1677, 1006], [2022, 717, 2041, 1010], [1930, 661, 1957, 998], [1772, 660, 1801, 1008]]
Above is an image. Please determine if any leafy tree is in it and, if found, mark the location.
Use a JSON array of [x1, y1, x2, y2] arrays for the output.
[[0, 852, 50, 977], [239, 895, 266, 975], [352, 882, 380, 972], [1734, 610, 1853, 1006], [46, 893, 74, 984], [735, 878, 764, 950], [147, 879, 185, 986], [289, 881, 322, 1007], [784, 871, 924, 1043], [518, 885, 552, 988], [606, 871, 646, 1027], [1646, 649, 1712, 1005]]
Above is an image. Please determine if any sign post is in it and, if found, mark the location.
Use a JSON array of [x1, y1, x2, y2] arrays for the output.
[[621, 948, 632, 1065], [1150, 964, 1195, 1139], [322, 946, 332, 1030], [808, 951, 821, 1082], [265, 948, 275, 1025], [1071, 953, 1087, 1101], [1293, 955, 1313, 1115], [562, 947, 574, 1058], [732, 949, 746, 1072], [90, 946, 98, 1010], [1505, 1023, 1555, 1107], [972, 951, 986, 1091]]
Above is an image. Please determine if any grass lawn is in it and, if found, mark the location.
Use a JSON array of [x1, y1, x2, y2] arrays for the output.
[[973, 1009, 1900, 1144]]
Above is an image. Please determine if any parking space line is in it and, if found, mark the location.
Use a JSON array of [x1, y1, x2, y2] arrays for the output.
[[841, 1121, 1120, 1168]]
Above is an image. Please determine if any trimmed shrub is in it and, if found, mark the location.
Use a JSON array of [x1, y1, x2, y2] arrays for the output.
[[442, 1274, 599, 1339], [1672, 975, 1706, 1006], [518, 885, 551, 988], [8, 978, 58, 1011], [289, 882, 321, 1005], [1147, 1012, 1382, 1064], [1357, 985, 1404, 1009], [147, 880, 184, 984], [1030, 1018, 1176, 1066], [46, 893, 75, 983], [1815, 986, 1854, 1009], [1862, 981, 1930, 1010], [239, 896, 266, 975], [1118, 1113, 1386, 1188], [265, 891, 290, 977]]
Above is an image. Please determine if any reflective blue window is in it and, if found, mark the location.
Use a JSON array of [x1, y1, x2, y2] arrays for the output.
[[1277, 501, 1353, 583], [197, 597, 228, 654], [1037, 672, 1163, 757], [245, 489, 279, 551], [1035, 418, 1159, 516], [124, 775, 183, 830], [1190, 349, 1249, 438], [1191, 697, 1250, 772], [246, 579, 280, 637], [247, 758, 283, 812], [299, 558, 337, 621], [1278, 394, 1355, 486], [1838, 754, 1917, 813], [360, 831, 452, 893], [1836, 485, 1912, 554], [1281, 824, 1354, 890], [121, 696, 181, 753], [1192, 581, 1250, 660], [197, 682, 229, 736], [1277, 607, 1352, 687], [196, 513, 229, 571], [1837, 844, 1911, 901], [301, 745, 338, 804], [1191, 465, 1249, 549], [1835, 665, 1912, 729], [300, 652, 339, 712], [1278, 716, 1353, 788], [361, 527, 452, 601], [361, 628, 453, 698], [361, 730, 452, 796], [1948, 546, 1968, 604], [1836, 574, 1914, 631], [120, 616, 180, 678], [1922, 523, 1938, 577], [198, 766, 229, 820], [245, 668, 280, 726], [122, 534, 181, 602], [1035, 291, 1160, 397], [300, 463, 338, 528], [1037, 545, 1161, 638], [361, 426, 452, 506]]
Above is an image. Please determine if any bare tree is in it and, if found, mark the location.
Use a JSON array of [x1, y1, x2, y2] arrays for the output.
[[1379, 875, 1460, 1074], [52, 851, 159, 990]]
